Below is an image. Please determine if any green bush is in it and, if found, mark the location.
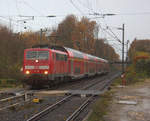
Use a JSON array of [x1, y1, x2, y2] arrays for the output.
[[135, 59, 150, 75], [126, 71, 138, 84], [6, 79, 17, 84], [125, 58, 150, 85], [0, 79, 19, 88]]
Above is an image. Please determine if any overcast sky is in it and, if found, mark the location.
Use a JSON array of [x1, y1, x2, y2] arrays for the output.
[[0, 0, 150, 55]]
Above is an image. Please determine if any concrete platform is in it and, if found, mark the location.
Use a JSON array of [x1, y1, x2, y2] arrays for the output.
[[34, 90, 103, 97], [67, 90, 103, 96], [34, 90, 68, 96]]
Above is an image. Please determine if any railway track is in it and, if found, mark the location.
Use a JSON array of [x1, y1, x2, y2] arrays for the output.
[[26, 73, 120, 121], [0, 90, 33, 111], [0, 92, 13, 100], [65, 73, 120, 121], [65, 96, 93, 121]]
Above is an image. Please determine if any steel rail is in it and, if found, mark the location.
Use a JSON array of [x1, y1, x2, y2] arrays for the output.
[[100, 73, 121, 91], [26, 73, 120, 121], [0, 94, 25, 102], [82, 77, 107, 90], [0, 90, 34, 111], [26, 95, 72, 121], [0, 90, 33, 102], [25, 77, 105, 121], [65, 73, 121, 121], [0, 98, 32, 111], [65, 96, 93, 121], [65, 81, 109, 121], [26, 76, 106, 121]]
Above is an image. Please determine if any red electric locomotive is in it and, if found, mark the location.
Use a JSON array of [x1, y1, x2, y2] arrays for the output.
[[23, 45, 109, 87]]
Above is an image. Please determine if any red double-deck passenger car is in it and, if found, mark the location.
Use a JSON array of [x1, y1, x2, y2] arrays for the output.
[[23, 45, 109, 87]]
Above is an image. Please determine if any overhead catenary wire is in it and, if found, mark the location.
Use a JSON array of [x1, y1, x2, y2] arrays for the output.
[[116, 12, 150, 16], [69, 0, 85, 15], [106, 26, 122, 43], [89, 11, 123, 56], [0, 16, 29, 29], [99, 25, 121, 43], [77, 0, 124, 57], [98, 18, 125, 58], [84, 2, 122, 44], [15, 0, 21, 16], [21, 0, 44, 16], [111, 44, 122, 52], [77, 0, 95, 14]]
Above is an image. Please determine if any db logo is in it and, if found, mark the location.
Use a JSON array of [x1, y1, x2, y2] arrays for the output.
[[35, 66, 39, 69]]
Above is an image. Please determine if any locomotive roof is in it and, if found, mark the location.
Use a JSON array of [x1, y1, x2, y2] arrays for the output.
[[32, 44, 68, 53], [31, 44, 108, 62]]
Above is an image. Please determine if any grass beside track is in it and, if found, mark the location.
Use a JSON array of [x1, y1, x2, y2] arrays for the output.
[[87, 74, 150, 121], [0, 79, 22, 89], [87, 91, 113, 121], [87, 76, 121, 121]]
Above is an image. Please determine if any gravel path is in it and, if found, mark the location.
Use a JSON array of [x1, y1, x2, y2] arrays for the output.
[[105, 79, 150, 121]]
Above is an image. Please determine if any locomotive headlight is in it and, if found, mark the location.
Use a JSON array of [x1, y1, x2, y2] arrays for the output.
[[35, 60, 39, 63], [25, 70, 30, 75], [44, 71, 48, 75]]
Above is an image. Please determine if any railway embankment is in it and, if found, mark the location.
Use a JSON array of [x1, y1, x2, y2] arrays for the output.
[[87, 78, 150, 121]]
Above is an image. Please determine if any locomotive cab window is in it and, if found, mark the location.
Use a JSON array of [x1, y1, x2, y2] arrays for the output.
[[26, 51, 37, 59], [26, 51, 49, 60], [38, 51, 49, 60]]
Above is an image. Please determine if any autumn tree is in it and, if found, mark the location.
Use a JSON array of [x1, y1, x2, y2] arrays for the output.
[[94, 39, 119, 61], [75, 17, 96, 54], [0, 14, 120, 80], [126, 39, 150, 80], [0, 25, 24, 79], [128, 39, 150, 60], [21, 30, 48, 48], [55, 15, 78, 48], [50, 15, 98, 54], [49, 14, 119, 61]]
